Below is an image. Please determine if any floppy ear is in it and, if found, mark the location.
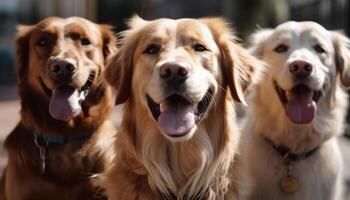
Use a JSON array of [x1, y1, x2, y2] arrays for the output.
[[15, 25, 34, 81], [331, 31, 350, 88], [99, 24, 117, 59], [201, 18, 264, 105], [104, 49, 129, 105], [104, 15, 148, 105], [248, 29, 273, 58]]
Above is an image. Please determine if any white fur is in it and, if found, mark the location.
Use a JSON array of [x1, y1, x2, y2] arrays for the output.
[[242, 21, 349, 200]]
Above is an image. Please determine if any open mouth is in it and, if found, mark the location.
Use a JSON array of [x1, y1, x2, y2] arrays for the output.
[[146, 90, 213, 138], [274, 81, 322, 124], [41, 72, 95, 121]]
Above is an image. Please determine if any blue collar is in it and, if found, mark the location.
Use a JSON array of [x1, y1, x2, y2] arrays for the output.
[[33, 129, 94, 175], [33, 130, 93, 145]]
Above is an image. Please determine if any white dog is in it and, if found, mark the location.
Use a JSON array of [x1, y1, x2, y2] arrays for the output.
[[241, 21, 350, 200]]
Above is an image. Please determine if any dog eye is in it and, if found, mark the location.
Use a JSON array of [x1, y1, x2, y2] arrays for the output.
[[193, 44, 208, 52], [81, 38, 91, 46], [274, 44, 289, 53], [37, 38, 49, 47], [313, 44, 326, 54], [144, 44, 160, 54]]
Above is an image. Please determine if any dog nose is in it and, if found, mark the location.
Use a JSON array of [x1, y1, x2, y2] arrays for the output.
[[159, 62, 189, 84], [289, 60, 313, 79], [49, 59, 76, 78]]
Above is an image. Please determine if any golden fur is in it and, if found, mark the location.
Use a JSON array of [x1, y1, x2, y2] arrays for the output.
[[0, 17, 116, 200], [100, 16, 263, 200]]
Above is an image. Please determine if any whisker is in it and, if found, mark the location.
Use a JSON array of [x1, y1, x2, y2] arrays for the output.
[[206, 91, 217, 113], [217, 85, 228, 95]]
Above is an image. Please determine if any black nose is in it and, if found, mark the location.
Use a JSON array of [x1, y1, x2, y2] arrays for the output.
[[49, 59, 76, 79], [289, 60, 313, 79], [159, 62, 189, 85]]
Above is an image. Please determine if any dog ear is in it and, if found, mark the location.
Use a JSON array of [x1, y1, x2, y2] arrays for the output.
[[99, 24, 117, 59], [15, 25, 34, 81], [104, 15, 148, 105], [331, 31, 350, 87], [248, 29, 273, 58], [201, 18, 264, 105]]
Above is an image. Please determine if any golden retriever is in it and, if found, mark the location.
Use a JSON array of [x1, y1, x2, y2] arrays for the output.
[[241, 21, 350, 199], [0, 17, 116, 200], [100, 16, 263, 200]]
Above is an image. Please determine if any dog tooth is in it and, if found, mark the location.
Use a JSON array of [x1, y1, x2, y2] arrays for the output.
[[286, 91, 291, 100], [160, 103, 166, 112], [78, 90, 88, 102]]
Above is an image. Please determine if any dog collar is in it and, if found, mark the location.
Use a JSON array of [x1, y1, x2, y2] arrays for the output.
[[33, 129, 93, 174], [264, 137, 319, 162], [33, 130, 93, 145], [264, 137, 320, 193]]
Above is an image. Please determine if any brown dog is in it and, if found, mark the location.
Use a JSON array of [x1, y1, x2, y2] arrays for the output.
[[100, 16, 263, 200], [0, 17, 116, 200]]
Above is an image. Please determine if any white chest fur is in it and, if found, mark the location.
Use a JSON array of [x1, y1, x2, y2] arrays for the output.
[[241, 133, 343, 200]]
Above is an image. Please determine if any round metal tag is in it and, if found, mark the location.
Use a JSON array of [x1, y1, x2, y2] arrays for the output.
[[279, 176, 299, 193]]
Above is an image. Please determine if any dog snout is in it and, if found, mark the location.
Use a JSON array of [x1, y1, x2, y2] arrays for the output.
[[289, 60, 313, 79], [159, 62, 189, 86], [49, 59, 76, 79]]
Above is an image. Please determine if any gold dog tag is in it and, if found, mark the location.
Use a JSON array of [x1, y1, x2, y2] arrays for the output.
[[280, 176, 299, 193]]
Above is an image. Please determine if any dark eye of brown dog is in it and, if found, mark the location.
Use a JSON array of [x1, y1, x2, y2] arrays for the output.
[[193, 44, 208, 52], [81, 38, 91, 46], [37, 38, 49, 47], [144, 44, 160, 54], [313, 44, 326, 54], [274, 44, 289, 53]]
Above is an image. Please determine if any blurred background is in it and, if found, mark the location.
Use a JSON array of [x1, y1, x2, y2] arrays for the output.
[[0, 0, 349, 197], [0, 0, 348, 85]]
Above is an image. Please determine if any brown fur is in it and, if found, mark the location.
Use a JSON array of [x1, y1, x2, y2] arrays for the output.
[[100, 16, 263, 200], [0, 17, 116, 200]]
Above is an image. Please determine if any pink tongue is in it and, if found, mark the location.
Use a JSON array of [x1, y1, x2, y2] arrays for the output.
[[49, 88, 81, 121], [285, 86, 316, 124], [157, 101, 195, 137]]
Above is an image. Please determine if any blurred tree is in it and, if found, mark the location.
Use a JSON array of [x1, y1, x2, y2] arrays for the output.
[[288, 0, 349, 35], [232, 0, 290, 40], [98, 0, 141, 32]]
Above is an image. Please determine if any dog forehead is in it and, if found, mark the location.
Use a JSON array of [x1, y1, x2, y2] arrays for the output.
[[273, 21, 330, 42], [144, 19, 177, 38], [144, 19, 214, 41], [36, 17, 64, 31], [36, 17, 101, 41], [176, 19, 212, 37]]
